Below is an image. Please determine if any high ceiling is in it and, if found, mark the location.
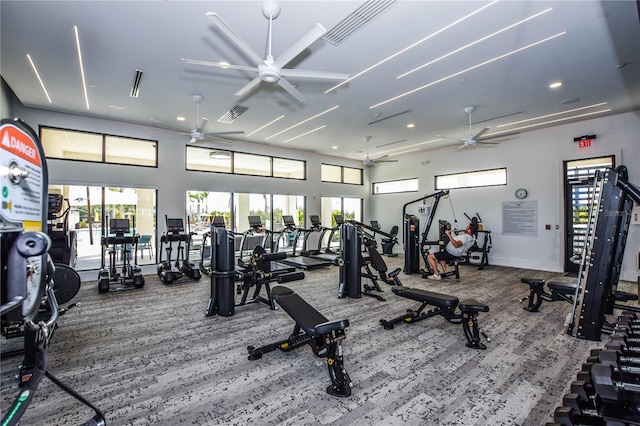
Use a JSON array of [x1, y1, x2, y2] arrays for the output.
[[1, 1, 639, 164]]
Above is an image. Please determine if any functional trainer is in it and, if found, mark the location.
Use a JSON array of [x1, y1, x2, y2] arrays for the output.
[[247, 286, 353, 397], [381, 286, 490, 349]]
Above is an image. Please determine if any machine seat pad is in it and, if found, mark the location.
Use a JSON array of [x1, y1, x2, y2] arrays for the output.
[[459, 299, 489, 313], [271, 286, 348, 336], [612, 291, 638, 302], [547, 281, 577, 295], [391, 286, 459, 308], [521, 278, 545, 289]]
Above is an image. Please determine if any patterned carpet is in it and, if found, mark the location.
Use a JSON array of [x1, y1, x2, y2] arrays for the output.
[[3, 255, 629, 425]]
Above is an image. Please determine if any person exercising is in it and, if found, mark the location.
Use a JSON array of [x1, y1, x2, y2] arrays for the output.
[[427, 221, 478, 280]]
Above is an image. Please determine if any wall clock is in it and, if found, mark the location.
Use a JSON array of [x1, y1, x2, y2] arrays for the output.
[[515, 188, 528, 199]]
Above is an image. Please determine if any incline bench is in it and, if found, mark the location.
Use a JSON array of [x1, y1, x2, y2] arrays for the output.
[[247, 286, 353, 397], [380, 286, 490, 349]]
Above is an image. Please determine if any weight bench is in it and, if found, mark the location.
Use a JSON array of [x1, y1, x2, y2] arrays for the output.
[[380, 286, 490, 349], [247, 286, 353, 397]]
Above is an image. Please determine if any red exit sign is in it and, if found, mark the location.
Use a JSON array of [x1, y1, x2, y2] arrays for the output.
[[574, 134, 596, 148], [579, 139, 592, 148]]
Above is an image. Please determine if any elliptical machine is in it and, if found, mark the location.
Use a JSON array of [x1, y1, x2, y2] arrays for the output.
[[98, 217, 145, 293], [199, 215, 226, 276], [46, 194, 77, 268], [157, 216, 201, 284]]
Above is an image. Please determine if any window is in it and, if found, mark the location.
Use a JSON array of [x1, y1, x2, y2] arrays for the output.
[[435, 167, 507, 190], [186, 146, 305, 180], [41, 127, 157, 167], [373, 178, 419, 194], [321, 163, 363, 185]]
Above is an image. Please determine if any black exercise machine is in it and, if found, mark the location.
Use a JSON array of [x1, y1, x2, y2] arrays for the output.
[[380, 225, 399, 257], [205, 227, 303, 317], [46, 193, 77, 268], [247, 285, 353, 397], [157, 217, 201, 284], [338, 220, 400, 302], [276, 215, 332, 270], [302, 215, 343, 265], [1, 118, 104, 425], [460, 213, 491, 270], [380, 286, 490, 349], [98, 217, 145, 293], [199, 215, 226, 276], [236, 215, 294, 274]]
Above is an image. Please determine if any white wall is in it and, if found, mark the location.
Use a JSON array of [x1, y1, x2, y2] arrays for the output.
[[11, 102, 369, 230], [368, 111, 640, 281]]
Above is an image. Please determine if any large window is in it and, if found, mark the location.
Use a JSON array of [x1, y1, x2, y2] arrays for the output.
[[186, 146, 305, 180], [435, 167, 507, 190], [321, 163, 363, 185], [49, 184, 157, 271], [41, 127, 157, 167], [373, 178, 419, 194]]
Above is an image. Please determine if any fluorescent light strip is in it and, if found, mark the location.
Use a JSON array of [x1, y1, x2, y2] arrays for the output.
[[26, 54, 52, 103], [370, 31, 566, 110], [246, 114, 285, 137], [377, 138, 443, 156], [282, 125, 326, 143], [74, 25, 90, 110], [266, 105, 339, 140], [488, 109, 611, 135], [324, 0, 498, 94], [398, 8, 552, 79], [496, 102, 608, 127]]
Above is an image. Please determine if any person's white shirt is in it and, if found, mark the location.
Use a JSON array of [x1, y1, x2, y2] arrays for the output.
[[446, 233, 475, 256]]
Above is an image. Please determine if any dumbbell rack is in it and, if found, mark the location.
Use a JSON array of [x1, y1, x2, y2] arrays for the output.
[[567, 166, 640, 342], [549, 313, 640, 425]]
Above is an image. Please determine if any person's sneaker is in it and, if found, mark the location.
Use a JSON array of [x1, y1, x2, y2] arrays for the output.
[[427, 274, 441, 280]]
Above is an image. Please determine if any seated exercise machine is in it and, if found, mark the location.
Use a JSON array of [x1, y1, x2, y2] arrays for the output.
[[98, 217, 145, 293], [380, 225, 399, 257], [338, 220, 400, 302], [205, 226, 303, 317], [460, 213, 491, 270], [247, 285, 353, 397], [1, 118, 104, 425], [157, 217, 201, 284], [380, 286, 490, 349], [46, 193, 77, 268], [199, 215, 225, 276]]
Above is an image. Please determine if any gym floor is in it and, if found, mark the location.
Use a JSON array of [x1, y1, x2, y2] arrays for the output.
[[2, 256, 634, 425]]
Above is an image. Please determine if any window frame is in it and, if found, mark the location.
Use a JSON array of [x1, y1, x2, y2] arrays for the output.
[[435, 167, 507, 190], [321, 163, 363, 185], [372, 178, 419, 195]]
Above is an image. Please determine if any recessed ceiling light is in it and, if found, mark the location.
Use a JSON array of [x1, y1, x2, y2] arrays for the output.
[[549, 81, 562, 89], [407, 123, 415, 128], [219, 62, 230, 69], [177, 116, 186, 121], [332, 146, 338, 149], [109, 104, 124, 110]]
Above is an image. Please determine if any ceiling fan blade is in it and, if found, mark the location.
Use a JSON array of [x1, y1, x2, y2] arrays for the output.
[[472, 127, 491, 140], [206, 12, 263, 66], [280, 68, 350, 81], [204, 131, 245, 136], [277, 77, 307, 102], [476, 140, 500, 145], [372, 154, 389, 161], [181, 58, 258, 72], [376, 159, 398, 163], [189, 136, 198, 144], [479, 131, 521, 141], [273, 23, 327, 69], [234, 76, 263, 97]]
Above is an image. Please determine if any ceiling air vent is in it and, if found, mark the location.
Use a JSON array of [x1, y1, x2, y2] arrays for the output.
[[218, 105, 249, 124], [129, 69, 143, 98], [322, 0, 397, 46]]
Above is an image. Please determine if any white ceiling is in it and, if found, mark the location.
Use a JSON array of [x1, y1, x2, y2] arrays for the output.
[[1, 1, 639, 164]]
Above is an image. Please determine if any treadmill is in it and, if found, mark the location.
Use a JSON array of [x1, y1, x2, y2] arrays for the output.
[[236, 215, 294, 274], [303, 215, 341, 264], [276, 215, 332, 270]]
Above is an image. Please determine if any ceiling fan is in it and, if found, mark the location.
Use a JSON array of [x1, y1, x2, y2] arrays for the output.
[[182, 95, 244, 144], [181, 1, 349, 102], [363, 136, 398, 167], [440, 106, 501, 149]]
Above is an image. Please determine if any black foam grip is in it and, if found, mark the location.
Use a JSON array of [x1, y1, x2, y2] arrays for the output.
[[277, 272, 305, 283], [260, 252, 288, 262]]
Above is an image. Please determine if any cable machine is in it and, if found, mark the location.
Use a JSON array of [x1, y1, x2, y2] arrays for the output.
[[567, 165, 640, 341], [402, 190, 450, 275]]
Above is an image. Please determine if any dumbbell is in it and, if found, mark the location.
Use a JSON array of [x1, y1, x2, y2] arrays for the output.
[[609, 333, 640, 348], [591, 363, 640, 405], [599, 349, 640, 368], [606, 342, 640, 356], [568, 380, 596, 411], [553, 406, 606, 426]]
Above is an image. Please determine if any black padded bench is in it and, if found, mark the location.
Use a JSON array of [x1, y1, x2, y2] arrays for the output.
[[247, 286, 353, 397], [380, 286, 490, 349]]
